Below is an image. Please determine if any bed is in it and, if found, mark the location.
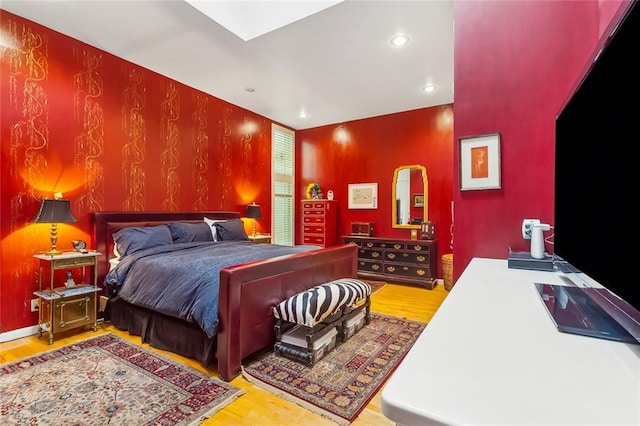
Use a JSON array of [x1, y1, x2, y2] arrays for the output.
[[92, 211, 358, 381]]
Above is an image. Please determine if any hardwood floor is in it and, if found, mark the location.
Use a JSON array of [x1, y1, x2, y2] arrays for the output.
[[0, 281, 449, 425]]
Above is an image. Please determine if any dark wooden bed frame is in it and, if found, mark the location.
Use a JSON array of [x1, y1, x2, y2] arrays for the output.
[[92, 211, 357, 381]]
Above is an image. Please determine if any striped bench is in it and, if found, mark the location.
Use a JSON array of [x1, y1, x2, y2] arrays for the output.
[[273, 278, 371, 365]]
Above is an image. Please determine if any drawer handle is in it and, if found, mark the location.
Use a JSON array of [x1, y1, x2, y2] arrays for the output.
[[372, 264, 380, 270], [417, 255, 426, 262], [387, 253, 395, 259], [366, 242, 374, 248], [394, 244, 402, 249], [372, 252, 380, 258], [403, 266, 409, 271], [417, 269, 426, 276], [387, 266, 395, 272], [413, 245, 423, 251]]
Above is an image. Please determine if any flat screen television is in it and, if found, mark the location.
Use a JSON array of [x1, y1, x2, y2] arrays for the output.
[[554, 1, 639, 317]]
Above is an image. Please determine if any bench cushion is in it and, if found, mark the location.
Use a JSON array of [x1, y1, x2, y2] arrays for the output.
[[273, 278, 371, 327]]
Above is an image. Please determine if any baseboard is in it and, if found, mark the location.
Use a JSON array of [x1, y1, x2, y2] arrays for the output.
[[0, 325, 38, 343]]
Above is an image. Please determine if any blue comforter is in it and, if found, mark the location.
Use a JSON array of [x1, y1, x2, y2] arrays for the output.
[[105, 241, 316, 338]]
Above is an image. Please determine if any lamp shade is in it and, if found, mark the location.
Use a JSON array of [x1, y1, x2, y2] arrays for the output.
[[245, 203, 262, 219], [31, 199, 78, 224]]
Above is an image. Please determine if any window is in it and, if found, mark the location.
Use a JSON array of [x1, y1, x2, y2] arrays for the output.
[[272, 124, 295, 245]]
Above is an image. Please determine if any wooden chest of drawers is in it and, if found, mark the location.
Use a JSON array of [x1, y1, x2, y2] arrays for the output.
[[301, 200, 338, 247], [343, 236, 437, 289]]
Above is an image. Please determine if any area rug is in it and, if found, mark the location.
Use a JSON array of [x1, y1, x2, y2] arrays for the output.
[[0, 333, 244, 425], [361, 279, 386, 294], [241, 313, 426, 425]]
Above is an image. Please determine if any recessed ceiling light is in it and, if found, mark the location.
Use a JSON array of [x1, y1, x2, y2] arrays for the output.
[[390, 34, 410, 47], [422, 84, 437, 93], [245, 87, 255, 93], [299, 111, 308, 119]]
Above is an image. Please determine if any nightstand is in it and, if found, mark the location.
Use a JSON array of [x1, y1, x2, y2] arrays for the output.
[[248, 234, 272, 244], [33, 251, 102, 344]]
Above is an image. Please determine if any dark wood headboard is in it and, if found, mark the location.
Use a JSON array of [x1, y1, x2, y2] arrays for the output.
[[92, 211, 240, 287]]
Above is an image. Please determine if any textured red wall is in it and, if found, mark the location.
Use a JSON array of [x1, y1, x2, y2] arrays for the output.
[[296, 105, 454, 275], [0, 11, 277, 332], [451, 1, 626, 280]]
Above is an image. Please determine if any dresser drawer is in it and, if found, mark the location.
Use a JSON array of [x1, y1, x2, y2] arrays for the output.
[[384, 263, 431, 280], [303, 225, 325, 234], [358, 259, 384, 274], [358, 248, 383, 261], [302, 235, 326, 246], [302, 202, 329, 210], [385, 251, 430, 264], [302, 216, 325, 225], [362, 240, 391, 250]]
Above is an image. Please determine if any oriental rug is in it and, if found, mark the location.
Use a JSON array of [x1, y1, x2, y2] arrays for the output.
[[0, 333, 244, 426], [361, 279, 385, 294], [241, 313, 426, 425]]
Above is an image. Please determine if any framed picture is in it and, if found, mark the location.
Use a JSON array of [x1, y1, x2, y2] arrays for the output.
[[413, 194, 424, 207], [459, 133, 501, 190], [348, 183, 378, 209]]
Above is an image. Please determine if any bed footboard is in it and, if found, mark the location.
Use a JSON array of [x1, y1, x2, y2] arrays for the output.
[[217, 243, 357, 381]]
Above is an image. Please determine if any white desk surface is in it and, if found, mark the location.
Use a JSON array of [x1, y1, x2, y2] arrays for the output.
[[381, 257, 640, 426]]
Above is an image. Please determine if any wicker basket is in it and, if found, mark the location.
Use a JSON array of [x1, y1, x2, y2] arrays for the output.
[[442, 254, 453, 291]]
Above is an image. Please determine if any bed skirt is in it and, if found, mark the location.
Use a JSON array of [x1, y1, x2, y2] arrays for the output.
[[105, 296, 217, 367]]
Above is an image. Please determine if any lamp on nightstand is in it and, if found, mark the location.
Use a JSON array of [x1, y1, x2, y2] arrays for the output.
[[31, 193, 78, 255], [245, 202, 262, 237]]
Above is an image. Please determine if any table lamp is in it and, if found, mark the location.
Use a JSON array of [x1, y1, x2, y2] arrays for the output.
[[245, 203, 262, 237], [31, 194, 78, 255]]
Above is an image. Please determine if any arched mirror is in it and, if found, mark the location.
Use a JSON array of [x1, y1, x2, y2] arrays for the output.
[[392, 164, 428, 229]]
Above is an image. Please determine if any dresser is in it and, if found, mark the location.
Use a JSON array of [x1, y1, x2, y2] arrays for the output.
[[300, 200, 338, 247], [343, 236, 437, 289]]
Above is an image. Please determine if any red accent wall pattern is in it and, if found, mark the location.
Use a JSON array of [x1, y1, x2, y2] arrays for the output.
[[296, 105, 454, 275], [451, 1, 627, 281], [0, 11, 276, 333]]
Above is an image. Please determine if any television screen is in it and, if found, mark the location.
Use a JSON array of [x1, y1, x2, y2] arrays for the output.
[[554, 1, 640, 314]]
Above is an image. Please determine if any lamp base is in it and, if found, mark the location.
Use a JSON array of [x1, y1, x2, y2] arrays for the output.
[[41, 249, 64, 256]]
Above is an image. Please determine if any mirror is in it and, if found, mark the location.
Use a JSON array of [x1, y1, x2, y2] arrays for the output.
[[392, 164, 428, 229]]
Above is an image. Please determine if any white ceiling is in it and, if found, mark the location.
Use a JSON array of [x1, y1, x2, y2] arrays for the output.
[[1, 0, 454, 130]]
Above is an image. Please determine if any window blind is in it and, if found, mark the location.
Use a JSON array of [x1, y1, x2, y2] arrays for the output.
[[272, 124, 295, 245]]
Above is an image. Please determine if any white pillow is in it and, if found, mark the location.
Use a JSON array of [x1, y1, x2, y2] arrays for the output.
[[204, 217, 226, 241]]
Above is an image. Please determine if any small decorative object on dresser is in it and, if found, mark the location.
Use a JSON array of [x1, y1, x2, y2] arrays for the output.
[[301, 200, 338, 247], [350, 221, 374, 237], [306, 182, 323, 200], [343, 236, 437, 289], [421, 221, 436, 239]]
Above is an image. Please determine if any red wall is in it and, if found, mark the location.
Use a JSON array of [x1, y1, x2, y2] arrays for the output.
[[451, 0, 627, 280], [296, 105, 454, 273], [0, 12, 278, 333]]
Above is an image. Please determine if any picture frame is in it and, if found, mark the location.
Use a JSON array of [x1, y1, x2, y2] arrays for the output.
[[348, 183, 378, 209], [459, 133, 501, 190], [413, 194, 424, 207]]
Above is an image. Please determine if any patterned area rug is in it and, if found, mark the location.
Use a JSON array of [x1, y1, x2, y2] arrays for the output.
[[0, 333, 244, 425], [361, 279, 386, 294], [242, 313, 426, 425]]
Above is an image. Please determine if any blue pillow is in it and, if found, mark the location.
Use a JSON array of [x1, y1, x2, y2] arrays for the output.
[[113, 225, 173, 256], [167, 221, 213, 243], [213, 218, 249, 241]]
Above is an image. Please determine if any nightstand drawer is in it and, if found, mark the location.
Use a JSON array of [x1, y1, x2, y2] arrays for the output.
[[53, 256, 97, 268]]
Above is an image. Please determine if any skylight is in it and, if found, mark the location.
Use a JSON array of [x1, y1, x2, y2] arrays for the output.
[[184, 0, 344, 41]]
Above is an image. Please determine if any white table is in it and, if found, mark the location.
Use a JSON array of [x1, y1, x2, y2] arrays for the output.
[[381, 258, 640, 425]]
